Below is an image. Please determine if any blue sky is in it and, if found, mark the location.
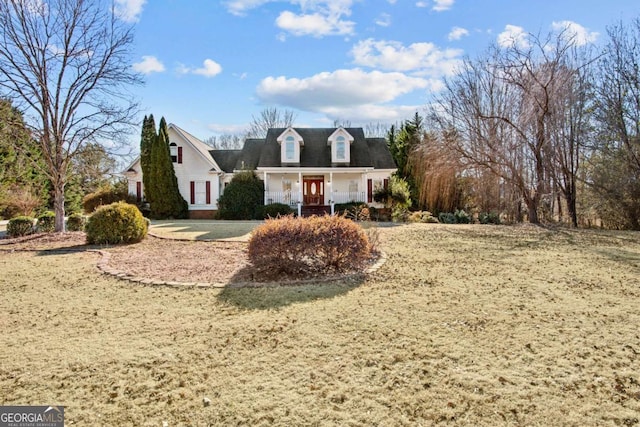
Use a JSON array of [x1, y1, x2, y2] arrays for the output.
[[121, 0, 639, 141]]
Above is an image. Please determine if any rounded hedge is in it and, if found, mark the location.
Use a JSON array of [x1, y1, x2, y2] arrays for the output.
[[217, 171, 264, 220], [36, 211, 56, 232], [248, 214, 372, 279], [7, 216, 35, 237], [86, 202, 147, 245], [67, 212, 87, 231]]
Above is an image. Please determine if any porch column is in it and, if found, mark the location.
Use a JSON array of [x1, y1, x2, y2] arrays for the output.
[[298, 172, 302, 216], [329, 172, 334, 215], [263, 171, 268, 205], [362, 172, 368, 204]]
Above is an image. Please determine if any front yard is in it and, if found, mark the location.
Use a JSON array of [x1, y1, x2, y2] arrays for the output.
[[1, 223, 639, 425]]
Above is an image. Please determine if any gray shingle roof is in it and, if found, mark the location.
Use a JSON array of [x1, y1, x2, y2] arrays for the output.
[[209, 150, 241, 173], [213, 127, 395, 170]]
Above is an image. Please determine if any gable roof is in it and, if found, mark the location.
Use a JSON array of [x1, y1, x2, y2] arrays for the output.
[[169, 123, 223, 172], [246, 127, 395, 169]]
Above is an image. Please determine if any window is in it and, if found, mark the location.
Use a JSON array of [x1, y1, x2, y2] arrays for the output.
[[349, 180, 359, 200], [190, 181, 211, 204], [336, 136, 346, 160], [285, 136, 295, 161], [282, 179, 292, 205], [169, 143, 178, 162]]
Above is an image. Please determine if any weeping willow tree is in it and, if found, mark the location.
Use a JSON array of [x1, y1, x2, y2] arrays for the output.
[[408, 131, 465, 213]]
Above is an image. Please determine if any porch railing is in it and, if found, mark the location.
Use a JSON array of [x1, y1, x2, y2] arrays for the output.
[[330, 191, 366, 204], [265, 191, 367, 205], [265, 191, 297, 207]]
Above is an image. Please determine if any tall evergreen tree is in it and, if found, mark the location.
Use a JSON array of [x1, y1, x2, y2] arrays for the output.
[[139, 115, 156, 205], [149, 117, 188, 219]]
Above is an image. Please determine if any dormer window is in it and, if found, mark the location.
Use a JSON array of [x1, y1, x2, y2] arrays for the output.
[[336, 136, 346, 160], [328, 128, 353, 164], [285, 136, 295, 161], [277, 128, 304, 164], [169, 142, 182, 163]]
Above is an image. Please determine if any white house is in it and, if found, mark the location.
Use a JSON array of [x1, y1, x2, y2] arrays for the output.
[[125, 124, 397, 218]]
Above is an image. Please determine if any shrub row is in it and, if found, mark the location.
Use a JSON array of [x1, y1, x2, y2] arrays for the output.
[[248, 215, 371, 279]]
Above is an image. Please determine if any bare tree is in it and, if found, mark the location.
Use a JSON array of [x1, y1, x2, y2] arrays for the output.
[[364, 122, 391, 138], [432, 30, 586, 224], [245, 107, 297, 138], [588, 18, 640, 229], [204, 134, 243, 149], [0, 0, 141, 231]]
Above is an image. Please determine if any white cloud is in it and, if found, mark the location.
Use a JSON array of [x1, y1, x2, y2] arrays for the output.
[[351, 39, 463, 76], [432, 0, 454, 11], [416, 1, 428, 7], [178, 59, 223, 78], [448, 26, 469, 41], [256, 69, 429, 112], [114, 0, 146, 23], [224, 0, 272, 16], [132, 56, 165, 74], [375, 13, 391, 27], [321, 104, 424, 122], [551, 20, 599, 46], [194, 59, 223, 77], [497, 24, 530, 49], [276, 10, 355, 37], [226, 0, 356, 38]]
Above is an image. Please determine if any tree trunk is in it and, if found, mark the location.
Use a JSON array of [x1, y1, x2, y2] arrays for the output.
[[527, 196, 540, 224], [53, 180, 66, 232]]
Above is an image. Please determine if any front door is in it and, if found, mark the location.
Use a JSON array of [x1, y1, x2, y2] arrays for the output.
[[303, 177, 324, 205]]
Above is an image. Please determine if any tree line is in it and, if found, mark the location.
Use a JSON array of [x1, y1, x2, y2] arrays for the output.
[[390, 19, 640, 229]]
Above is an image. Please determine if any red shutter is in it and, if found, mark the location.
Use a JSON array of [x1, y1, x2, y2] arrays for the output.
[[178, 147, 183, 164], [367, 179, 373, 203], [136, 181, 142, 202], [383, 179, 389, 190], [205, 181, 211, 204], [190, 181, 195, 204]]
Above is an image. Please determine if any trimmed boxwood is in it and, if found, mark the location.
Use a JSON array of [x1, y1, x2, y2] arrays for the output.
[[36, 211, 56, 232], [66, 212, 87, 231], [86, 202, 147, 245], [7, 216, 35, 237]]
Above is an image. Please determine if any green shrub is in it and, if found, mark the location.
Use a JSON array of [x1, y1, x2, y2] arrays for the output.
[[66, 212, 87, 231], [86, 202, 147, 245], [438, 212, 456, 224], [248, 215, 371, 279], [454, 209, 471, 224], [217, 171, 264, 220], [36, 211, 56, 232], [7, 216, 35, 237], [478, 212, 501, 225], [260, 203, 294, 219], [83, 187, 136, 214]]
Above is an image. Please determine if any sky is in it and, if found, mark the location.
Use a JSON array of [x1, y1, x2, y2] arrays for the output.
[[121, 0, 639, 142]]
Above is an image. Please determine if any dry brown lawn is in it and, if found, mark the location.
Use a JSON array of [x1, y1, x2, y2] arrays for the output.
[[1, 223, 640, 426]]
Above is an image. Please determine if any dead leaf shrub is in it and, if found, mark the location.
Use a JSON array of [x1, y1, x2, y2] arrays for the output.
[[248, 215, 372, 279]]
